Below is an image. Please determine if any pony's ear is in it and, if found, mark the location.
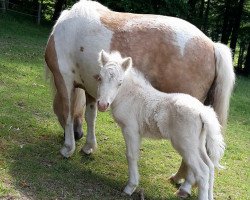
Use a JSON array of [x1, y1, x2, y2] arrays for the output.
[[121, 57, 132, 71], [99, 50, 109, 66]]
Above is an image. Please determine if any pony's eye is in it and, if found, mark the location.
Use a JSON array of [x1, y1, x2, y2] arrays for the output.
[[93, 74, 102, 82], [97, 76, 102, 82]]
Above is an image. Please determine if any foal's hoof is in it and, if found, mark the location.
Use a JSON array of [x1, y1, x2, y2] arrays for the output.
[[81, 143, 97, 155], [175, 188, 190, 199], [74, 131, 83, 140], [123, 183, 137, 196], [60, 145, 75, 158]]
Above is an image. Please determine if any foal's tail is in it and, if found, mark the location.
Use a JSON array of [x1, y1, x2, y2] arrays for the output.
[[207, 43, 235, 132], [200, 107, 225, 169]]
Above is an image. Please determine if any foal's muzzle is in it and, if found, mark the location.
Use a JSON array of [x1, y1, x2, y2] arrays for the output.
[[97, 100, 109, 112]]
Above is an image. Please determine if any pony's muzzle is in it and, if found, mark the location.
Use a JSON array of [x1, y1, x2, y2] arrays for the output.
[[97, 100, 109, 112]]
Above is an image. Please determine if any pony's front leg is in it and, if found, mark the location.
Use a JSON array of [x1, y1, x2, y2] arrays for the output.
[[60, 116, 75, 158], [82, 93, 97, 154], [122, 126, 141, 195]]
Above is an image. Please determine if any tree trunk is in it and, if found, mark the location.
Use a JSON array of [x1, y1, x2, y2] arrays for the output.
[[1, 0, 6, 12], [230, 0, 245, 57], [198, 0, 205, 29], [243, 42, 250, 76], [221, 0, 232, 44], [237, 41, 246, 69], [187, 0, 197, 23], [203, 0, 211, 35], [37, 1, 42, 25], [52, 0, 67, 22]]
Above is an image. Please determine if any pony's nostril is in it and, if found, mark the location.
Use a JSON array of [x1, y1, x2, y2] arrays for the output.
[[97, 100, 100, 106], [107, 103, 110, 107]]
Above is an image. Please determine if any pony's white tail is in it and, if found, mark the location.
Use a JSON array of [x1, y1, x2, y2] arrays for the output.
[[200, 107, 225, 169], [210, 43, 235, 131]]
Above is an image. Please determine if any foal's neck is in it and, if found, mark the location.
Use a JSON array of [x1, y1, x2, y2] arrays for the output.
[[112, 69, 155, 108]]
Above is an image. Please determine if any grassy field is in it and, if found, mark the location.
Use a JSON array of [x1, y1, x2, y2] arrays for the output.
[[0, 13, 249, 200]]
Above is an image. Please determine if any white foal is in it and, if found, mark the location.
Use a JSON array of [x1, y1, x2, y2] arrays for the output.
[[95, 50, 225, 200]]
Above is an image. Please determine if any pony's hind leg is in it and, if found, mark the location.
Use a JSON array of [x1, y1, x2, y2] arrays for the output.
[[73, 88, 86, 140], [169, 159, 187, 185], [82, 93, 97, 154]]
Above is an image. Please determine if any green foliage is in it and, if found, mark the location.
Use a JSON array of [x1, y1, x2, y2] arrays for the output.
[[0, 12, 250, 200], [97, 0, 188, 18]]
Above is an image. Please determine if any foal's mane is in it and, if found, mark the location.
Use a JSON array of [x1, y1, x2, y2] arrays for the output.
[[128, 68, 152, 88], [107, 51, 152, 89]]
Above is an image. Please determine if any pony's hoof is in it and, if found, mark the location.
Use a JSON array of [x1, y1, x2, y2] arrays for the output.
[[169, 174, 183, 187], [123, 183, 137, 196], [175, 188, 190, 199], [60, 145, 75, 158], [82, 143, 97, 155], [74, 131, 83, 140]]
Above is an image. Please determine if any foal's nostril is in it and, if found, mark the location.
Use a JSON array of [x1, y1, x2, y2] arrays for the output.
[[107, 103, 109, 107]]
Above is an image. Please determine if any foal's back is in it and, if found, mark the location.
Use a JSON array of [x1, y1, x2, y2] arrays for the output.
[[119, 73, 205, 139]]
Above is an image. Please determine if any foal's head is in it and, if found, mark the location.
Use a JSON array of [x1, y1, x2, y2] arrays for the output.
[[95, 50, 132, 112]]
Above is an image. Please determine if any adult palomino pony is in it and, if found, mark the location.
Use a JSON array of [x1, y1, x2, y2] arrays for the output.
[[44, 0, 234, 195], [96, 50, 225, 200]]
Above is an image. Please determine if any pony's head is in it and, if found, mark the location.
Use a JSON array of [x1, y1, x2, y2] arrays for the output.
[[95, 50, 132, 112]]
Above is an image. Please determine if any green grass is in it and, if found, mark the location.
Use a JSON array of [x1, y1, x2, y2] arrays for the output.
[[0, 13, 249, 200]]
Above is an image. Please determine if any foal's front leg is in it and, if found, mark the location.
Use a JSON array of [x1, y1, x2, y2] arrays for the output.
[[82, 93, 98, 154], [122, 126, 141, 195]]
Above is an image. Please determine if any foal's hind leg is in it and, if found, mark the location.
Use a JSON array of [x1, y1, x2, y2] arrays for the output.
[[176, 167, 195, 198], [185, 156, 209, 200], [200, 146, 215, 200], [82, 93, 97, 154], [171, 133, 209, 199]]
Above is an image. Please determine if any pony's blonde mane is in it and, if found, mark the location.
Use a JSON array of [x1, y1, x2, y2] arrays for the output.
[[73, 0, 109, 18]]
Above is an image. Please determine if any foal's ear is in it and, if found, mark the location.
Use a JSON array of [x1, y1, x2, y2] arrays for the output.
[[121, 57, 132, 71], [99, 50, 109, 66]]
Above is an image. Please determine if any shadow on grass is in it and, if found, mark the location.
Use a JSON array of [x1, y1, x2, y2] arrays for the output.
[[5, 131, 183, 200]]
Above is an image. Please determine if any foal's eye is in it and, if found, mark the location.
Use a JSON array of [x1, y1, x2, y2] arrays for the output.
[[118, 81, 122, 87]]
